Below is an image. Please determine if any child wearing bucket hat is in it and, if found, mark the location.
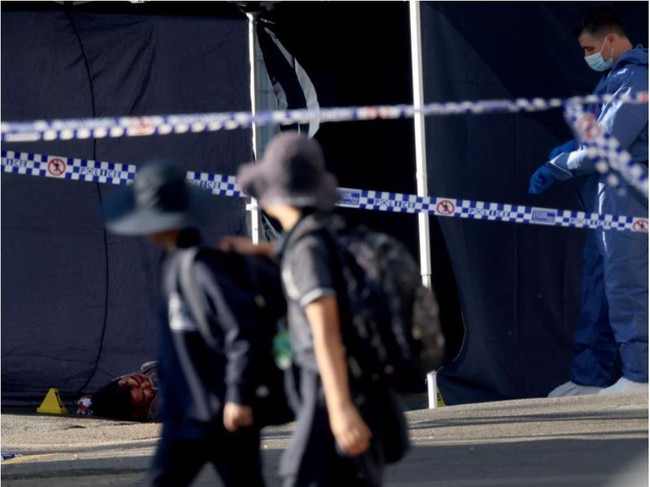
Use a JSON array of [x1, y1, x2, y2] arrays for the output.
[[102, 159, 267, 487], [237, 131, 396, 487]]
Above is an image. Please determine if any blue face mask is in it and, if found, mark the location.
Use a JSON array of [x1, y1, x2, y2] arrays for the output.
[[584, 36, 614, 72]]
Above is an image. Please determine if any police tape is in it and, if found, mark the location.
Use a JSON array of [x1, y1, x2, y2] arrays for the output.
[[2, 150, 647, 234], [564, 98, 648, 196], [1, 92, 647, 143]]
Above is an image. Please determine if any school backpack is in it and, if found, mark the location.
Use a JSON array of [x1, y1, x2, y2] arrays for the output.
[[321, 220, 446, 394], [178, 247, 295, 427]]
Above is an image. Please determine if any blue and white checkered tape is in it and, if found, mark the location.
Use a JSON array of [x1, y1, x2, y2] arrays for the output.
[[564, 98, 648, 196], [2, 92, 646, 143], [4, 150, 645, 233], [2, 93, 647, 193], [187, 170, 242, 197], [1, 150, 242, 197], [2, 151, 136, 184], [337, 188, 646, 232]]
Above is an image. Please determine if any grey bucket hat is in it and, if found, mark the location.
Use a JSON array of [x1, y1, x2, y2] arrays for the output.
[[101, 159, 212, 236], [237, 131, 340, 210]]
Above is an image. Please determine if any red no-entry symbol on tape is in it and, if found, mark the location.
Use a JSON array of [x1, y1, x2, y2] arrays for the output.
[[632, 219, 649, 232], [577, 114, 602, 141], [128, 117, 155, 136], [436, 200, 455, 215], [47, 158, 66, 177]]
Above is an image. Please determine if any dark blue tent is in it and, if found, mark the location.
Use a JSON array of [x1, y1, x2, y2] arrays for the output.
[[2, 1, 647, 406], [1, 1, 252, 404]]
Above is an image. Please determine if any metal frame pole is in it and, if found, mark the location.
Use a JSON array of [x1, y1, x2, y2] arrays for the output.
[[410, 1, 440, 409], [409, 1, 432, 290], [247, 11, 262, 244]]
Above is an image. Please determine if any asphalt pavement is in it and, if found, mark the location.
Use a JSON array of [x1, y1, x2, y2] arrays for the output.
[[1, 392, 647, 486]]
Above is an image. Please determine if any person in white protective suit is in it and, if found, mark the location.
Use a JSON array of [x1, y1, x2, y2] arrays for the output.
[[529, 5, 648, 396]]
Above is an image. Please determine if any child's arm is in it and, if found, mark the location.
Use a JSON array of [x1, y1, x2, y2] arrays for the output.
[[306, 295, 372, 457], [218, 236, 276, 257]]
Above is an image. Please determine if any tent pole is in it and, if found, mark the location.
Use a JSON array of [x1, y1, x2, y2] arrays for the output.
[[409, 1, 432, 290], [410, 0, 438, 408], [247, 11, 262, 244]]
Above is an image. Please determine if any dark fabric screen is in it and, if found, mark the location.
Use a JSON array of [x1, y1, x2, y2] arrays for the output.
[[2, 1, 647, 407], [255, 1, 648, 404], [1, 4, 251, 405], [419, 2, 648, 403]]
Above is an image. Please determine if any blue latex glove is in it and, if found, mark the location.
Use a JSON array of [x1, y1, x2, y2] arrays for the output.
[[548, 139, 577, 160], [528, 166, 556, 194]]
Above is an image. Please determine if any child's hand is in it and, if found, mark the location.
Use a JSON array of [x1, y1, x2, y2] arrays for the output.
[[329, 403, 372, 457], [223, 402, 254, 432]]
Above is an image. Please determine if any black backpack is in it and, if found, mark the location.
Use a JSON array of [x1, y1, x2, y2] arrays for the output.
[[178, 247, 295, 427], [320, 222, 446, 394]]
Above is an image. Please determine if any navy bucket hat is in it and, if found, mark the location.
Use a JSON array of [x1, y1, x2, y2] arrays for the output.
[[237, 131, 340, 210], [101, 159, 212, 236]]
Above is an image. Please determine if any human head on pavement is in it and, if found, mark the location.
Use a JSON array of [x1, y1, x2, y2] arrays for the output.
[[101, 159, 213, 249], [78, 372, 156, 422], [236, 131, 340, 231], [573, 5, 633, 71]]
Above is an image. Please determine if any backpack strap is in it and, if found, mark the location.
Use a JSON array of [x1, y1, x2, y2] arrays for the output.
[[311, 226, 389, 387], [178, 247, 218, 350], [171, 247, 221, 421]]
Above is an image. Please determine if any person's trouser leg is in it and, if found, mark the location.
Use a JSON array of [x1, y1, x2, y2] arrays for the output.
[[279, 371, 383, 487], [146, 436, 207, 487], [148, 428, 265, 487], [570, 230, 620, 387], [211, 426, 265, 487], [599, 184, 648, 383]]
